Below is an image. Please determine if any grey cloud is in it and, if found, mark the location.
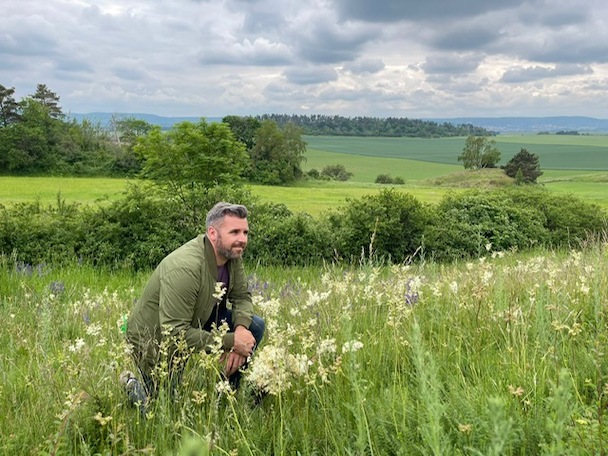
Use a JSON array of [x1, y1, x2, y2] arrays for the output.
[[343, 59, 385, 75], [293, 16, 379, 64], [331, 0, 529, 23], [501, 64, 594, 83], [199, 38, 292, 66], [422, 53, 484, 75], [283, 66, 338, 85], [429, 26, 501, 52], [112, 65, 148, 81]]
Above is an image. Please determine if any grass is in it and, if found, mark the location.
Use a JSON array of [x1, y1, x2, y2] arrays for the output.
[[2, 246, 607, 454], [0, 176, 134, 206], [1, 135, 607, 214]]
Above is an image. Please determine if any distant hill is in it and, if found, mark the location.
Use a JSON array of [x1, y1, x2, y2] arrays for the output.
[[70, 112, 608, 134], [427, 116, 608, 134]]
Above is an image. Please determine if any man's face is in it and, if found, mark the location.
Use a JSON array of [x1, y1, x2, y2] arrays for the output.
[[209, 215, 249, 261]]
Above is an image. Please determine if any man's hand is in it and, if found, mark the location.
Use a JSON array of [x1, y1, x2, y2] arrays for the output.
[[232, 325, 256, 357], [221, 351, 248, 377]]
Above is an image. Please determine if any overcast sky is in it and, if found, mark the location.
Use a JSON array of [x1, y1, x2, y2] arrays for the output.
[[2, 0, 607, 118]]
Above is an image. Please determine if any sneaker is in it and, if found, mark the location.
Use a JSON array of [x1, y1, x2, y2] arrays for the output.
[[120, 370, 147, 415]]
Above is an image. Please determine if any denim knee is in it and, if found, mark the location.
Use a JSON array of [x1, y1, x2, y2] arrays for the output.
[[250, 314, 265, 346]]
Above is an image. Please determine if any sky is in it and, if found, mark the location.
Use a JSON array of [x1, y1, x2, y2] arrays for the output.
[[2, 0, 608, 119]]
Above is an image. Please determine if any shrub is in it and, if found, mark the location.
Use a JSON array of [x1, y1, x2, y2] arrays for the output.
[[0, 197, 83, 265], [325, 189, 430, 263], [503, 187, 607, 247], [321, 164, 353, 181], [248, 203, 333, 265], [375, 174, 405, 185], [375, 174, 393, 184], [424, 190, 548, 261]]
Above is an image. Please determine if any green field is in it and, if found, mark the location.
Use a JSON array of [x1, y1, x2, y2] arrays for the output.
[[304, 134, 608, 171], [1, 134, 607, 214]]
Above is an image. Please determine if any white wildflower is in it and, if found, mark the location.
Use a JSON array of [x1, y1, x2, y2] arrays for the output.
[[342, 340, 364, 353], [317, 338, 337, 356], [68, 338, 85, 353], [85, 323, 102, 337]]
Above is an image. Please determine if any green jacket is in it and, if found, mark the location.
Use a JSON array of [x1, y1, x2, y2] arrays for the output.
[[126, 235, 253, 373]]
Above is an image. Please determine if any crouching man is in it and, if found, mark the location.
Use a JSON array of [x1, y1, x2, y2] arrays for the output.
[[123, 202, 265, 411]]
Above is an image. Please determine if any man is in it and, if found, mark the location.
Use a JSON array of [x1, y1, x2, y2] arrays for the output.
[[123, 202, 265, 410]]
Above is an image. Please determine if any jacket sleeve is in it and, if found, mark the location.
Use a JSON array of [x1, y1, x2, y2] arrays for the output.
[[228, 259, 254, 329], [158, 266, 214, 352]]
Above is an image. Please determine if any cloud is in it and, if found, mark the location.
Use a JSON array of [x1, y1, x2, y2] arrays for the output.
[[1, 0, 607, 118], [199, 38, 292, 66], [283, 66, 339, 85], [501, 64, 594, 83], [422, 53, 485, 75], [343, 59, 385, 75], [331, 0, 529, 23]]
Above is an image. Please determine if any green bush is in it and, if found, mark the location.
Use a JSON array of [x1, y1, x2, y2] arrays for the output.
[[503, 187, 607, 247], [0, 197, 83, 265], [326, 189, 430, 263], [375, 174, 405, 185], [248, 203, 333, 265], [423, 188, 607, 261]]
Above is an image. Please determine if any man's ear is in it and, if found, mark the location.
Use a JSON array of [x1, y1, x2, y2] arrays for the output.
[[207, 225, 217, 242]]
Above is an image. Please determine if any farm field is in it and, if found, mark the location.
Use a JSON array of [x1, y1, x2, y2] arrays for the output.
[[1, 134, 607, 214], [304, 134, 608, 170]]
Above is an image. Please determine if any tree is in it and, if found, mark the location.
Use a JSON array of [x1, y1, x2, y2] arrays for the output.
[[503, 148, 543, 183], [249, 120, 307, 185], [31, 84, 63, 119], [110, 116, 154, 148], [222, 115, 261, 150], [0, 98, 61, 173], [458, 135, 501, 169], [135, 119, 249, 222], [0, 84, 20, 127], [321, 164, 353, 181]]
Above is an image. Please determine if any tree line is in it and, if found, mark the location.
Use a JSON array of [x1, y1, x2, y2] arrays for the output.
[[258, 113, 494, 137]]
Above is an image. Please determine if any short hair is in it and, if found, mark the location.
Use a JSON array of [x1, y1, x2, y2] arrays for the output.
[[206, 202, 248, 230]]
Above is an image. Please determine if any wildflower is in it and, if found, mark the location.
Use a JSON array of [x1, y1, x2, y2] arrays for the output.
[[192, 390, 207, 405], [317, 338, 337, 356], [213, 282, 226, 301], [85, 323, 102, 337], [94, 412, 113, 426], [49, 281, 65, 295], [68, 338, 86, 353], [342, 340, 363, 353], [508, 385, 524, 396], [215, 380, 234, 396], [449, 281, 459, 294], [458, 423, 473, 434]]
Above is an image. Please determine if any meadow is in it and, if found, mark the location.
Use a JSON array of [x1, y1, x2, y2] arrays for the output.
[[1, 246, 607, 454]]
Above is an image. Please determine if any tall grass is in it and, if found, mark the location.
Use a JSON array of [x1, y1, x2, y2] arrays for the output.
[[2, 241, 608, 454]]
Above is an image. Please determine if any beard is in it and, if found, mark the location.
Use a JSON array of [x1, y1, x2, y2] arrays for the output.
[[215, 234, 246, 261]]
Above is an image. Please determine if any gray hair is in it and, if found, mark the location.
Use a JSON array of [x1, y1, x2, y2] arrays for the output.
[[205, 202, 248, 229]]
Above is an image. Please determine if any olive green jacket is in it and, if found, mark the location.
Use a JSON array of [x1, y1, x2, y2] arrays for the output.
[[126, 235, 253, 373]]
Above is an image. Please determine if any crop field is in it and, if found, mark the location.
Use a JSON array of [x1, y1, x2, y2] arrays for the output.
[[304, 134, 608, 171]]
